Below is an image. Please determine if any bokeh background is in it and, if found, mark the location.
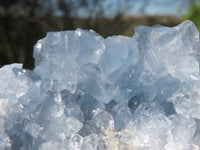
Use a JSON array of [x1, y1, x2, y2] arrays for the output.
[[0, 0, 199, 69]]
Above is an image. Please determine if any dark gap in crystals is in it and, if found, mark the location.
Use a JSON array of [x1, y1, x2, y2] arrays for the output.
[[128, 92, 144, 115], [160, 101, 176, 116], [60, 89, 76, 104], [78, 121, 97, 137], [105, 99, 117, 112]]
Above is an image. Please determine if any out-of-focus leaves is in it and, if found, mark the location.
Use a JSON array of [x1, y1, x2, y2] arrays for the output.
[[182, 0, 200, 30]]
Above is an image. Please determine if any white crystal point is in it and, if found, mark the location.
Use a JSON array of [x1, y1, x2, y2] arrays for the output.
[[33, 28, 105, 93], [39, 140, 63, 150], [169, 80, 200, 119], [136, 20, 200, 84], [165, 114, 196, 150], [81, 134, 98, 150]]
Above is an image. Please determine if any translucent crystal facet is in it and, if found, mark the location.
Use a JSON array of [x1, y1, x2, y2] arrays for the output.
[[1, 20, 200, 149]]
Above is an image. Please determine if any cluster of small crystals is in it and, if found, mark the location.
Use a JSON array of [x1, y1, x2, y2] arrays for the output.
[[1, 20, 200, 150]]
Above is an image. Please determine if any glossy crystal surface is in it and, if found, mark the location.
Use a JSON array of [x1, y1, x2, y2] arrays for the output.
[[0, 20, 200, 150]]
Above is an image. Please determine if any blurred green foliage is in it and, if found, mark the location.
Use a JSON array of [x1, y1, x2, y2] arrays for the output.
[[182, 0, 200, 30]]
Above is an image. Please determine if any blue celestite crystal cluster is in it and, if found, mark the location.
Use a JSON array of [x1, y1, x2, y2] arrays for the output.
[[0, 20, 200, 150]]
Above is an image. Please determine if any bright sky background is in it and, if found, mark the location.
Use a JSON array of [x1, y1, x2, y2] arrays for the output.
[[53, 0, 189, 17], [128, 0, 187, 15], [124, 0, 187, 16], [101, 0, 189, 17]]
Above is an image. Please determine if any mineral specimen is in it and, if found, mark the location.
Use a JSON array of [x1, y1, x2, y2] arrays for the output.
[[0, 20, 200, 150]]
